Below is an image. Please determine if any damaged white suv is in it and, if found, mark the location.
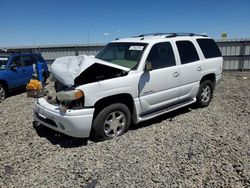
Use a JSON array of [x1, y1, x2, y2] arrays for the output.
[[34, 33, 223, 140]]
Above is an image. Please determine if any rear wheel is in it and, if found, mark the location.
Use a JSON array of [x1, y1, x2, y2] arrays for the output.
[[0, 84, 6, 103], [92, 103, 131, 140], [196, 80, 213, 107]]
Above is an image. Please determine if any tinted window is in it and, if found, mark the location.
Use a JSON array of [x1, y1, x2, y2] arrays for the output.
[[197, 39, 221, 58], [12, 56, 21, 67], [146, 42, 176, 69], [176, 41, 199, 64], [32, 55, 40, 62], [21, 56, 35, 67]]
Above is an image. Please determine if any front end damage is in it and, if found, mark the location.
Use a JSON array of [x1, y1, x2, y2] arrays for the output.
[[33, 55, 129, 138], [34, 98, 94, 138], [51, 55, 129, 111]]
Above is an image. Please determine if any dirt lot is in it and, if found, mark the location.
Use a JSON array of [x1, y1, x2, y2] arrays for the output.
[[0, 72, 249, 188]]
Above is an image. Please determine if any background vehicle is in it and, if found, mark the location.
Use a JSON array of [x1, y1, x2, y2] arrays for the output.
[[0, 51, 50, 102], [34, 33, 223, 140]]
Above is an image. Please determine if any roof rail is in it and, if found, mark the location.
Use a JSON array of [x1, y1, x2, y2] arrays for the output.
[[165, 33, 208, 38], [134, 32, 208, 38], [136, 33, 161, 37]]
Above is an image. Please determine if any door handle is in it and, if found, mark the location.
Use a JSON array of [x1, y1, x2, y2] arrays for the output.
[[173, 72, 180, 77], [197, 66, 202, 71]]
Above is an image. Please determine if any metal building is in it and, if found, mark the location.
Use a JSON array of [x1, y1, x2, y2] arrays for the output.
[[217, 39, 250, 70], [4, 39, 250, 70], [5, 44, 104, 65]]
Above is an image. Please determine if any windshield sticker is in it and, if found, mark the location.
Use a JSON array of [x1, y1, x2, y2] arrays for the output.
[[0, 57, 8, 61], [0, 65, 6, 69], [129, 46, 144, 51]]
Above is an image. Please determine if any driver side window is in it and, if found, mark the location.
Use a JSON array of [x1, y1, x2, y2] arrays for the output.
[[146, 42, 176, 69]]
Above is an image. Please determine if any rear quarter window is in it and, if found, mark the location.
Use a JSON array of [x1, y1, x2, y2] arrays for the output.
[[197, 39, 222, 58]]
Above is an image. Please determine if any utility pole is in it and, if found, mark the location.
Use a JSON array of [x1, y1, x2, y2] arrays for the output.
[[87, 30, 90, 44]]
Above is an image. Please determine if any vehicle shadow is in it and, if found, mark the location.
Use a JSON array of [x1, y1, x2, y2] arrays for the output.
[[130, 104, 195, 131], [8, 87, 26, 97], [7, 82, 50, 98], [33, 122, 88, 148], [33, 104, 197, 147]]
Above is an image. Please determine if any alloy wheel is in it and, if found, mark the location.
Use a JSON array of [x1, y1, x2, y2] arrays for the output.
[[200, 85, 211, 103], [104, 111, 126, 138]]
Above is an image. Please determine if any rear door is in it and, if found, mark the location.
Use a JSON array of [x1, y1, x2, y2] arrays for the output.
[[20, 55, 35, 84], [176, 40, 203, 101], [139, 42, 181, 115]]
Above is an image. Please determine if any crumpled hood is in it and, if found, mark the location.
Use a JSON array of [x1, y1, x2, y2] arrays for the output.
[[51, 55, 129, 86]]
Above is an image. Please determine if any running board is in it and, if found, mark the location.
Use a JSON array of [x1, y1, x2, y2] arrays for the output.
[[138, 98, 196, 122]]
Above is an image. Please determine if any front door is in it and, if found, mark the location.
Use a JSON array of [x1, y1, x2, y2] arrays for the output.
[[139, 42, 181, 115], [7, 56, 26, 88], [7, 55, 34, 88]]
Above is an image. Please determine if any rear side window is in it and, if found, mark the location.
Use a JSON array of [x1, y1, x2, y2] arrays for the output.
[[21, 56, 35, 67], [12, 56, 21, 67], [197, 39, 221, 58], [176, 41, 199, 64]]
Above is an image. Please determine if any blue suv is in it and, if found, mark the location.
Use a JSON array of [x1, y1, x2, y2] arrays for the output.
[[0, 51, 50, 102]]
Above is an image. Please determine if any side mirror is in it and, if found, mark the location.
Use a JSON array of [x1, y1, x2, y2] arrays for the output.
[[10, 64, 18, 71], [145, 61, 152, 72]]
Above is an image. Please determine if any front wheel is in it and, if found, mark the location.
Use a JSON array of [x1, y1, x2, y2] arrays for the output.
[[0, 84, 6, 103], [92, 103, 131, 140], [196, 80, 213, 107], [43, 71, 50, 84]]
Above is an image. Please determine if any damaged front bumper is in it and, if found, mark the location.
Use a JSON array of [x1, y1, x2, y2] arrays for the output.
[[33, 98, 94, 138]]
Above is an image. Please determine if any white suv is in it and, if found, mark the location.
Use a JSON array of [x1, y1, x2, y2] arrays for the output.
[[34, 33, 223, 140]]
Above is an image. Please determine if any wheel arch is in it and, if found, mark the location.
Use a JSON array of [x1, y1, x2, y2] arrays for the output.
[[93, 93, 136, 120], [200, 73, 216, 89], [0, 80, 9, 91]]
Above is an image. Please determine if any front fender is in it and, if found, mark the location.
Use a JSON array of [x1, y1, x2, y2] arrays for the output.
[[77, 73, 142, 107]]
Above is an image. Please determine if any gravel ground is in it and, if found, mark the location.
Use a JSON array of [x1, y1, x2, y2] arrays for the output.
[[0, 72, 249, 188]]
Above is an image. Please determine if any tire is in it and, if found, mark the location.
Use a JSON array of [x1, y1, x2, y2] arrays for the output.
[[196, 80, 213, 107], [43, 71, 50, 84], [0, 84, 6, 103], [92, 103, 131, 140]]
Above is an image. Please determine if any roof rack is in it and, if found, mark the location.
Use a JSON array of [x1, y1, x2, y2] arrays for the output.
[[165, 33, 208, 38], [134, 32, 208, 38], [136, 33, 162, 37]]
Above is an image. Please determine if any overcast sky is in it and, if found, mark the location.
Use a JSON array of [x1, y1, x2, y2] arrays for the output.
[[0, 0, 250, 47]]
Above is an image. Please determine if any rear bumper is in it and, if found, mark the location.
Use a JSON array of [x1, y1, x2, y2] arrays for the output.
[[33, 98, 94, 138], [216, 74, 223, 86]]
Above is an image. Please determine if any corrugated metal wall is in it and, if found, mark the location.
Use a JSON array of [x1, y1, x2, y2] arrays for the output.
[[37, 45, 104, 64], [6, 44, 104, 65], [5, 39, 250, 70], [217, 39, 250, 70]]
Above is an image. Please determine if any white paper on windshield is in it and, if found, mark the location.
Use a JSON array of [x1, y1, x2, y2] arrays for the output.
[[129, 46, 144, 51], [0, 57, 8, 60]]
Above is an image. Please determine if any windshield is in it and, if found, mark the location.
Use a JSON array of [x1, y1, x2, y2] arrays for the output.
[[0, 56, 8, 70], [96, 42, 147, 69]]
